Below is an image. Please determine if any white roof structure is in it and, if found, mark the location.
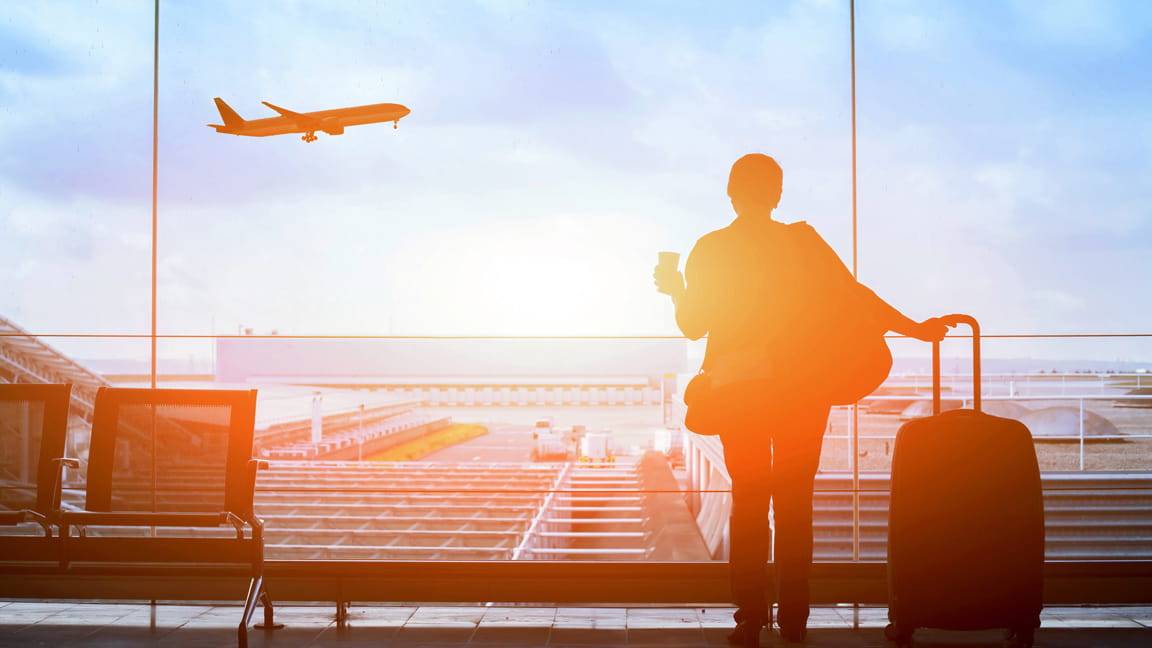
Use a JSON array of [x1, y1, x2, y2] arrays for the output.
[[0, 315, 108, 420], [216, 337, 687, 385]]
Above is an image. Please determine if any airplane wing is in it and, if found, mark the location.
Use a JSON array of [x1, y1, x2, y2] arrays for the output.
[[262, 101, 304, 118], [262, 101, 322, 128]]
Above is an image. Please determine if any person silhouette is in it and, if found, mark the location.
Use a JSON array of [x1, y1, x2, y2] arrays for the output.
[[654, 153, 948, 646]]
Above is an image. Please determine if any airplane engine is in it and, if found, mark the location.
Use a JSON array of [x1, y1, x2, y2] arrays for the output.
[[320, 119, 344, 136]]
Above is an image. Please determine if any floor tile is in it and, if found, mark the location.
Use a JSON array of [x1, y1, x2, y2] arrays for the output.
[[627, 626, 705, 645], [0, 603, 1149, 647], [406, 606, 484, 625], [548, 627, 628, 645], [470, 624, 552, 644], [393, 623, 477, 643], [481, 606, 557, 626]]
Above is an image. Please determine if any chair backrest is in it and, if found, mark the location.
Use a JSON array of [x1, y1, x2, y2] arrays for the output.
[[85, 388, 258, 517], [0, 383, 72, 516]]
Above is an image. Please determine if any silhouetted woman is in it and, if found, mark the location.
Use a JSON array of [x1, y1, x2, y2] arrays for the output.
[[654, 154, 947, 645]]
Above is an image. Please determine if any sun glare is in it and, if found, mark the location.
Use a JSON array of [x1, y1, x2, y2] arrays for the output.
[[387, 213, 670, 336]]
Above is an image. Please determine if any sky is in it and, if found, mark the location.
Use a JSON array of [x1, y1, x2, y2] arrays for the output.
[[1, 0, 1150, 364]]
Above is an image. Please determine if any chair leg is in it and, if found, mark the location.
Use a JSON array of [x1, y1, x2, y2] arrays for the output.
[[238, 574, 263, 648], [254, 587, 284, 630]]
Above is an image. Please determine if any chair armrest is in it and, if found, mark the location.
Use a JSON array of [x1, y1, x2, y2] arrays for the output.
[[225, 511, 266, 536], [49, 457, 79, 512], [242, 459, 268, 520], [27, 510, 53, 537]]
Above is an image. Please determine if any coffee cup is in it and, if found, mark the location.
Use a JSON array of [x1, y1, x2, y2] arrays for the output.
[[657, 251, 680, 272]]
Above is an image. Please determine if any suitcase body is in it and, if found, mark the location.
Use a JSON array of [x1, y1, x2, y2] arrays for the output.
[[885, 315, 1044, 648]]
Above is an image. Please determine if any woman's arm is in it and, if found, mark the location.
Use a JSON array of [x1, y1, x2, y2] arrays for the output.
[[799, 223, 950, 343], [861, 285, 950, 342]]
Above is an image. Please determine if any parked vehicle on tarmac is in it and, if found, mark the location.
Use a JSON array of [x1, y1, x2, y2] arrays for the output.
[[531, 428, 569, 462], [579, 429, 615, 464]]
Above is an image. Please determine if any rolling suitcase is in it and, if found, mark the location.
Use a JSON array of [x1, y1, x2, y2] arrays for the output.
[[885, 314, 1044, 648]]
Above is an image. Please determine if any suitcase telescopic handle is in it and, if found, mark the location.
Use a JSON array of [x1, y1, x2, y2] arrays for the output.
[[932, 314, 981, 414]]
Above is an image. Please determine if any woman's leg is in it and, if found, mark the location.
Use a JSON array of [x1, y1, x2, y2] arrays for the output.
[[722, 433, 773, 624], [770, 403, 831, 632]]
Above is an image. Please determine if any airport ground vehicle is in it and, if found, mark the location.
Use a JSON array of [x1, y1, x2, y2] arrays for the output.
[[531, 433, 569, 462], [531, 417, 568, 461], [579, 430, 615, 464]]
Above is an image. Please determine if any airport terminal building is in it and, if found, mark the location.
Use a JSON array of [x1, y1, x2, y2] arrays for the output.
[[216, 337, 688, 406]]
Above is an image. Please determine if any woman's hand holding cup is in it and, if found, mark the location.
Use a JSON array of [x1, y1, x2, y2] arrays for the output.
[[654, 251, 685, 299]]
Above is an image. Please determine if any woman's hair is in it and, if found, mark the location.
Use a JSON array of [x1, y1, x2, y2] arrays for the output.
[[727, 153, 783, 205]]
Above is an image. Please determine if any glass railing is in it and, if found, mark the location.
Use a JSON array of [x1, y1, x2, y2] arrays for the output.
[[3, 331, 1150, 563]]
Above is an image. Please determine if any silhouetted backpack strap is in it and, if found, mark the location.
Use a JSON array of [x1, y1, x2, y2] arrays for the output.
[[781, 222, 892, 405]]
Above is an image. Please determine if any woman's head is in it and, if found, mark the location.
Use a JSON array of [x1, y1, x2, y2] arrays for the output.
[[727, 153, 783, 213]]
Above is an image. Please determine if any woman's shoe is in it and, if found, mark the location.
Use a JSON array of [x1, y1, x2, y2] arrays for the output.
[[725, 619, 763, 648], [777, 624, 807, 644]]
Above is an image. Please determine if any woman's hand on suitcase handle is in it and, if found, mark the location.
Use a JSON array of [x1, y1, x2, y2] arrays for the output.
[[911, 317, 952, 342]]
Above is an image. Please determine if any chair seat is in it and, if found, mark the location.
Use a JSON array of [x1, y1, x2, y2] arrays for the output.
[[61, 511, 232, 528], [0, 510, 26, 526], [0, 535, 65, 563], [65, 535, 257, 565]]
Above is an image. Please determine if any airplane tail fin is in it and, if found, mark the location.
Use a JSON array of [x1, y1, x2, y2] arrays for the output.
[[213, 98, 245, 127]]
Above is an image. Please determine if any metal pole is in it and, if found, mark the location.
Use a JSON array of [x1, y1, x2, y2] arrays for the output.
[[849, 0, 860, 563], [151, 0, 159, 390], [149, 0, 159, 517], [1078, 398, 1085, 471]]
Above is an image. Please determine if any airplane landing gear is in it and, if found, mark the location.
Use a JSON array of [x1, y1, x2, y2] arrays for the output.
[[302, 131, 318, 142], [393, 120, 398, 129]]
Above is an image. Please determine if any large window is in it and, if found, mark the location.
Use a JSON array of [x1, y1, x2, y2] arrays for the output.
[[2, 1, 1150, 564]]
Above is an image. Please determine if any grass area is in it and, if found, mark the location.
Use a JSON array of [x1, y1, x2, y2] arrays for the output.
[[365, 423, 488, 462]]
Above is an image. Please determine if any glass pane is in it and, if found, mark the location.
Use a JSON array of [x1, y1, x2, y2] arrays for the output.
[[5, 0, 1151, 570], [855, 1, 1152, 337], [0, 6, 152, 335], [216, 335, 686, 560], [0, 400, 46, 512], [107, 402, 231, 513], [156, 1, 851, 338]]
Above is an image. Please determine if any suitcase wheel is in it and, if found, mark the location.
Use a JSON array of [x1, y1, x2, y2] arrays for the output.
[[1004, 627, 1035, 648], [884, 622, 914, 647]]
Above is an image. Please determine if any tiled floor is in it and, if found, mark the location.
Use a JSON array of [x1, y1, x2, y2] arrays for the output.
[[0, 601, 1149, 647]]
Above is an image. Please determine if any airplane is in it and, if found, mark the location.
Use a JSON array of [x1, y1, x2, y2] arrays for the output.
[[208, 98, 410, 142]]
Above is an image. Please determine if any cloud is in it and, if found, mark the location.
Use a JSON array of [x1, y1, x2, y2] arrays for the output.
[[1010, 0, 1152, 51], [0, 22, 69, 78], [0, 183, 150, 334]]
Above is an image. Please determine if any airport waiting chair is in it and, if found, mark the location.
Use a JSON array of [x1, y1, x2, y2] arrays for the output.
[[59, 387, 277, 648], [0, 383, 75, 563]]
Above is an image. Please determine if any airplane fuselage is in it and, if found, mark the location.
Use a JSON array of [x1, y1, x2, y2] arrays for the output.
[[209, 100, 410, 140]]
